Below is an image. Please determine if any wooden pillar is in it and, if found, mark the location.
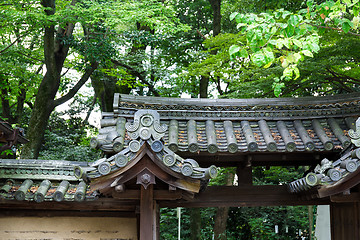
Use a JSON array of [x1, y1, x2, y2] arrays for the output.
[[237, 162, 252, 186], [140, 184, 158, 240], [330, 202, 360, 240]]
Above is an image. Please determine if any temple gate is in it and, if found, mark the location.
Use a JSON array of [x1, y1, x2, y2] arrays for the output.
[[1, 93, 360, 239]]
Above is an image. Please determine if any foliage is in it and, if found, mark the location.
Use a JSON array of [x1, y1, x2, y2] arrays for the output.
[[38, 96, 100, 162], [229, 0, 360, 96]]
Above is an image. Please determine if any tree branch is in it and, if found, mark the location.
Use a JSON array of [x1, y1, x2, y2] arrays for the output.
[[15, 50, 44, 63], [196, 29, 207, 40], [0, 31, 30, 54], [111, 59, 160, 96], [53, 61, 99, 107], [82, 93, 97, 126], [306, 23, 360, 37]]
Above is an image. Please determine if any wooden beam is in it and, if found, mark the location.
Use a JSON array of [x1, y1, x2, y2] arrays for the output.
[[0, 198, 138, 212], [0, 209, 136, 218], [112, 189, 183, 200], [159, 186, 331, 207], [331, 193, 360, 203]]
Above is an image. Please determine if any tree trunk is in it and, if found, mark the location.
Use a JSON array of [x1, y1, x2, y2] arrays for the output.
[[199, 0, 221, 97], [209, 0, 221, 37], [308, 205, 314, 240], [199, 76, 209, 98], [189, 208, 202, 240], [21, 0, 97, 158], [91, 72, 131, 112], [213, 171, 234, 240]]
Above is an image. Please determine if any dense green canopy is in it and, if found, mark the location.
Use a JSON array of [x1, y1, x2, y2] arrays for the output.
[[1, 0, 359, 239]]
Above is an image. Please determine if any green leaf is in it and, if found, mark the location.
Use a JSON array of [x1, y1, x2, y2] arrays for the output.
[[294, 52, 302, 62], [310, 42, 320, 52], [342, 21, 352, 33], [276, 39, 284, 49], [270, 26, 277, 34], [263, 61, 273, 68], [282, 11, 291, 19], [283, 67, 293, 78], [239, 48, 249, 58], [235, 13, 245, 24], [301, 50, 313, 57], [283, 38, 291, 48], [274, 11, 281, 19], [230, 12, 239, 21], [268, 39, 277, 46], [251, 51, 266, 67], [237, 23, 247, 28], [281, 58, 289, 68], [294, 66, 300, 79], [354, 6, 360, 17], [307, 0, 314, 8], [292, 39, 302, 48], [285, 24, 295, 37], [343, 0, 352, 6], [229, 45, 241, 57], [263, 49, 275, 64], [272, 81, 285, 97], [289, 15, 299, 26]]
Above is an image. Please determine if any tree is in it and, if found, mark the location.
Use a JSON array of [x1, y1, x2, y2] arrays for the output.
[[0, 0, 188, 158], [229, 0, 360, 96]]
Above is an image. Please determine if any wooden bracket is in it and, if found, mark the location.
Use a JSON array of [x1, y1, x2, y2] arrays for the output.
[[137, 169, 156, 189]]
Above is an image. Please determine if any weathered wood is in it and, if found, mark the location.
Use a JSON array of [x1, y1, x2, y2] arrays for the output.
[[187, 120, 199, 153], [223, 121, 238, 153], [276, 121, 296, 152], [0, 209, 136, 218], [236, 165, 252, 185], [330, 192, 360, 203], [258, 120, 277, 151], [241, 121, 258, 151], [205, 120, 218, 153], [294, 120, 315, 151], [159, 185, 331, 208], [312, 119, 334, 150], [34, 180, 51, 203], [328, 118, 351, 148], [74, 181, 87, 202], [318, 165, 360, 198], [140, 185, 156, 240], [113, 117, 126, 152], [331, 202, 360, 240], [168, 120, 179, 152], [112, 189, 183, 200], [15, 179, 33, 201], [91, 151, 201, 194], [53, 180, 69, 202]]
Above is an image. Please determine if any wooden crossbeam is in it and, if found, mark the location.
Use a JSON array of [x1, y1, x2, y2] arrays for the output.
[[159, 186, 331, 207]]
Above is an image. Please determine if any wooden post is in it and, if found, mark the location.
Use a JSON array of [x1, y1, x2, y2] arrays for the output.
[[140, 184, 158, 240], [330, 202, 360, 240], [237, 162, 252, 186]]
